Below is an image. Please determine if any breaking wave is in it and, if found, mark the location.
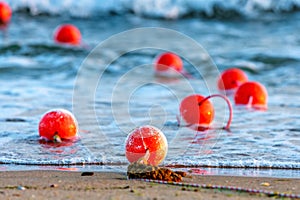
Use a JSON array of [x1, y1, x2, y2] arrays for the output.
[[6, 0, 300, 19]]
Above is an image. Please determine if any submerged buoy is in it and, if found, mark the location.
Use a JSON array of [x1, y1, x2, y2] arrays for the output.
[[179, 94, 232, 131], [38, 109, 78, 142], [217, 68, 248, 92], [154, 52, 183, 76], [234, 81, 268, 110], [54, 24, 81, 45], [125, 125, 168, 166], [0, 2, 11, 24]]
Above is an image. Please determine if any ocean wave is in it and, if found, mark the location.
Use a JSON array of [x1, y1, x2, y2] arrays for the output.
[[0, 43, 86, 56], [6, 0, 300, 19], [0, 43, 83, 78]]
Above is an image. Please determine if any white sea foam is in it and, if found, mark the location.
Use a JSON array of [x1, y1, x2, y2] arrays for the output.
[[6, 0, 300, 19]]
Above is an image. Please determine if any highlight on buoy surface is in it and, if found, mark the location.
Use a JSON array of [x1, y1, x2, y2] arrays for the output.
[[154, 52, 183, 76], [217, 68, 248, 92], [125, 125, 168, 166], [0, 1, 11, 24], [38, 109, 79, 142], [179, 94, 233, 131], [54, 24, 81, 45], [234, 81, 268, 110]]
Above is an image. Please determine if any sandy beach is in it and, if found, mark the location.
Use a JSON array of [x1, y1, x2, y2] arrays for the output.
[[0, 170, 299, 200]]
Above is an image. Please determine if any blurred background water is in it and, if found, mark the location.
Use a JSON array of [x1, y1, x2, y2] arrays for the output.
[[0, 0, 299, 177]]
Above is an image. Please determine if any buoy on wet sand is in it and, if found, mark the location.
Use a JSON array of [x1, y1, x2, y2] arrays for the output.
[[38, 109, 78, 142], [125, 125, 168, 166]]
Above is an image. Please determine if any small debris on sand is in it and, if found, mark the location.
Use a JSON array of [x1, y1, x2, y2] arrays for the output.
[[50, 184, 58, 188], [81, 172, 94, 176], [260, 182, 270, 187], [127, 162, 187, 182]]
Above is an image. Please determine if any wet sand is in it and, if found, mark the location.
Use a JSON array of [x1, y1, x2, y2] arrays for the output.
[[0, 171, 299, 200]]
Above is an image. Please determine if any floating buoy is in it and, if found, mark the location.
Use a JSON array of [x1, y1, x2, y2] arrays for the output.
[[125, 125, 168, 166], [54, 24, 81, 45], [38, 109, 78, 142], [217, 68, 248, 92], [180, 94, 214, 129], [154, 52, 183, 76], [179, 94, 232, 131], [0, 2, 11, 24], [234, 81, 268, 110]]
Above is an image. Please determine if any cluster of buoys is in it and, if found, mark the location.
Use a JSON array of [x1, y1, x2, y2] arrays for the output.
[[2, 0, 265, 166], [0, 2, 81, 145], [124, 52, 268, 166], [0, 2, 82, 45], [36, 51, 268, 166], [218, 68, 268, 110]]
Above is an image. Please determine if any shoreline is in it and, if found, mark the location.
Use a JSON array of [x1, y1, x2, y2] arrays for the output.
[[1, 164, 300, 179], [0, 170, 299, 199]]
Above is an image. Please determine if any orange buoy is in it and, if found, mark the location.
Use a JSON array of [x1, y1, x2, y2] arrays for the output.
[[0, 2, 11, 24], [125, 125, 168, 166], [180, 94, 214, 128], [217, 68, 248, 91], [54, 24, 81, 45], [234, 81, 268, 110], [154, 52, 183, 76], [179, 94, 233, 131], [38, 109, 78, 142]]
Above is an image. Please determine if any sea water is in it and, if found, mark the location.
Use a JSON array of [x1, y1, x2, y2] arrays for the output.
[[0, 0, 299, 177]]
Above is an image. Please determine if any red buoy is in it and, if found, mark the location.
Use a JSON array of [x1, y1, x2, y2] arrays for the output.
[[125, 125, 168, 166], [154, 52, 183, 76], [217, 68, 248, 91], [54, 24, 81, 45], [179, 94, 233, 131], [180, 94, 215, 129], [0, 2, 11, 24], [234, 81, 268, 110], [38, 109, 78, 142]]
